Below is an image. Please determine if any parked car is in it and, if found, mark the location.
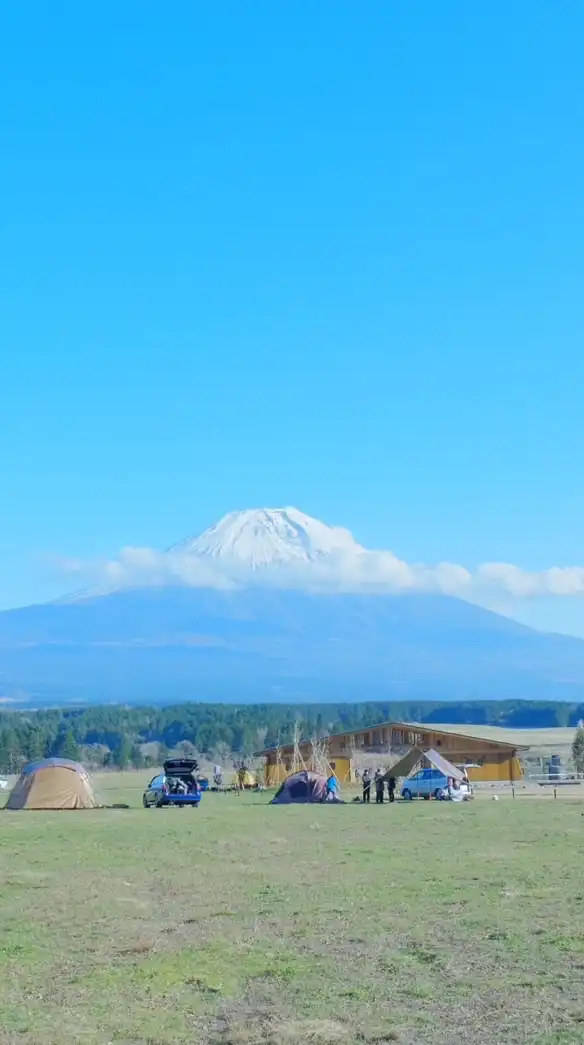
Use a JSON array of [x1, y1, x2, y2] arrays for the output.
[[197, 776, 209, 792], [143, 758, 203, 808], [401, 767, 473, 800]]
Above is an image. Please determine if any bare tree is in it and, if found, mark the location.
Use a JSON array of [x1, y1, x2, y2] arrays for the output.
[[292, 719, 307, 773], [309, 731, 332, 777], [177, 740, 197, 760], [573, 722, 584, 776], [232, 755, 258, 790], [256, 726, 268, 751], [346, 733, 357, 782], [272, 729, 284, 787], [213, 741, 232, 767]]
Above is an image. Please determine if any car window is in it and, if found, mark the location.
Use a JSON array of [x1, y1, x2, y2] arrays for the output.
[[148, 774, 165, 788]]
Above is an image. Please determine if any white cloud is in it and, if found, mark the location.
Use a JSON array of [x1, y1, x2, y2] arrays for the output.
[[52, 545, 584, 602], [53, 547, 238, 592]]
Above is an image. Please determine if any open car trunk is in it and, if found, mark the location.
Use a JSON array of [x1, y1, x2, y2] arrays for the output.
[[163, 758, 200, 795]]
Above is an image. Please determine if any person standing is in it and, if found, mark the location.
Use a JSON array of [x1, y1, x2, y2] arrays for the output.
[[362, 767, 372, 803], [387, 775, 396, 803], [374, 769, 385, 804], [325, 772, 339, 802]]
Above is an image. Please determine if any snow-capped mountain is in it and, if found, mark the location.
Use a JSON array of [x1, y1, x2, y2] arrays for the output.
[[171, 507, 364, 569], [3, 504, 584, 705], [56, 507, 367, 603]]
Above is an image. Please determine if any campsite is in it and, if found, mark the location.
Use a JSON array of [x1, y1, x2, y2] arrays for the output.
[[1, 770, 584, 1045], [4, 1, 584, 1040]]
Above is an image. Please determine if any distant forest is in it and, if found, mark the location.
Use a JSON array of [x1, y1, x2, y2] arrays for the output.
[[0, 698, 581, 773]]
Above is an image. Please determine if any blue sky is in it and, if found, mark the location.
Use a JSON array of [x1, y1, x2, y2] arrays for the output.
[[1, 2, 584, 633]]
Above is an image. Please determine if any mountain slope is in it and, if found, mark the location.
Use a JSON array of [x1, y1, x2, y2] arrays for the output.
[[1, 587, 584, 705], [2, 506, 584, 706]]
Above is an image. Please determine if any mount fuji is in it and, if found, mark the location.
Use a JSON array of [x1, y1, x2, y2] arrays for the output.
[[172, 507, 364, 568], [2, 507, 584, 706]]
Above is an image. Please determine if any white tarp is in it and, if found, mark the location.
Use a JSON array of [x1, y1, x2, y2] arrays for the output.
[[388, 747, 465, 782]]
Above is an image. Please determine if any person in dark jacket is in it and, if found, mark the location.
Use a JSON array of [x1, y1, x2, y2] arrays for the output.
[[362, 767, 372, 803], [374, 769, 385, 804], [387, 776, 396, 803]]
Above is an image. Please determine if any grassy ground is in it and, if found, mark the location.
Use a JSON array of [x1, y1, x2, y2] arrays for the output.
[[1, 785, 584, 1045]]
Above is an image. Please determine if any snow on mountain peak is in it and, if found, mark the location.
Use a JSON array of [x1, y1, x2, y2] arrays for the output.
[[172, 507, 364, 569]]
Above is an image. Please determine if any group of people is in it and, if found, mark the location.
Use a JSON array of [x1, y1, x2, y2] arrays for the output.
[[360, 767, 396, 804], [318, 767, 470, 805], [438, 776, 471, 801]]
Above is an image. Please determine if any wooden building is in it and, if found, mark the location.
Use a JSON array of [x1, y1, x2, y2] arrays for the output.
[[258, 720, 526, 786]]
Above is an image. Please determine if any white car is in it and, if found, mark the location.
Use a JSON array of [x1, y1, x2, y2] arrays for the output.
[[401, 767, 472, 800]]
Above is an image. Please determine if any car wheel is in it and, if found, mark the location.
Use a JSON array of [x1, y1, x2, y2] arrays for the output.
[[142, 795, 149, 808], [156, 798, 164, 808], [402, 788, 412, 800]]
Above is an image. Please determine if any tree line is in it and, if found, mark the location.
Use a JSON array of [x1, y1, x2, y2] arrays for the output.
[[0, 697, 583, 774]]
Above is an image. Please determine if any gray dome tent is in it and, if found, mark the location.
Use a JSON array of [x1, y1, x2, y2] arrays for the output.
[[271, 770, 343, 804]]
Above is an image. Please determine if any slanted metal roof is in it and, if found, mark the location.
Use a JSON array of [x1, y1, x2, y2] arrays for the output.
[[255, 719, 528, 757]]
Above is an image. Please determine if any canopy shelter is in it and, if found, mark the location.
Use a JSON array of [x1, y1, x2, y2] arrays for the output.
[[271, 770, 343, 804], [6, 758, 98, 810], [387, 748, 465, 782]]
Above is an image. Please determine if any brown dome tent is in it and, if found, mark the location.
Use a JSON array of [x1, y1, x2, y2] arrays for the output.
[[6, 758, 98, 810], [271, 770, 343, 804]]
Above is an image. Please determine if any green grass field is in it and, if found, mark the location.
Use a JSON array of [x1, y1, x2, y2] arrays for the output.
[[2, 781, 584, 1045]]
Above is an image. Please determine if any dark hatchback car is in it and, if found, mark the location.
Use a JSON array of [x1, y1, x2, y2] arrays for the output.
[[143, 758, 203, 808]]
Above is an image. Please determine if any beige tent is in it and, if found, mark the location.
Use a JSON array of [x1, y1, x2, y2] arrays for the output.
[[6, 758, 98, 810], [388, 748, 465, 782]]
